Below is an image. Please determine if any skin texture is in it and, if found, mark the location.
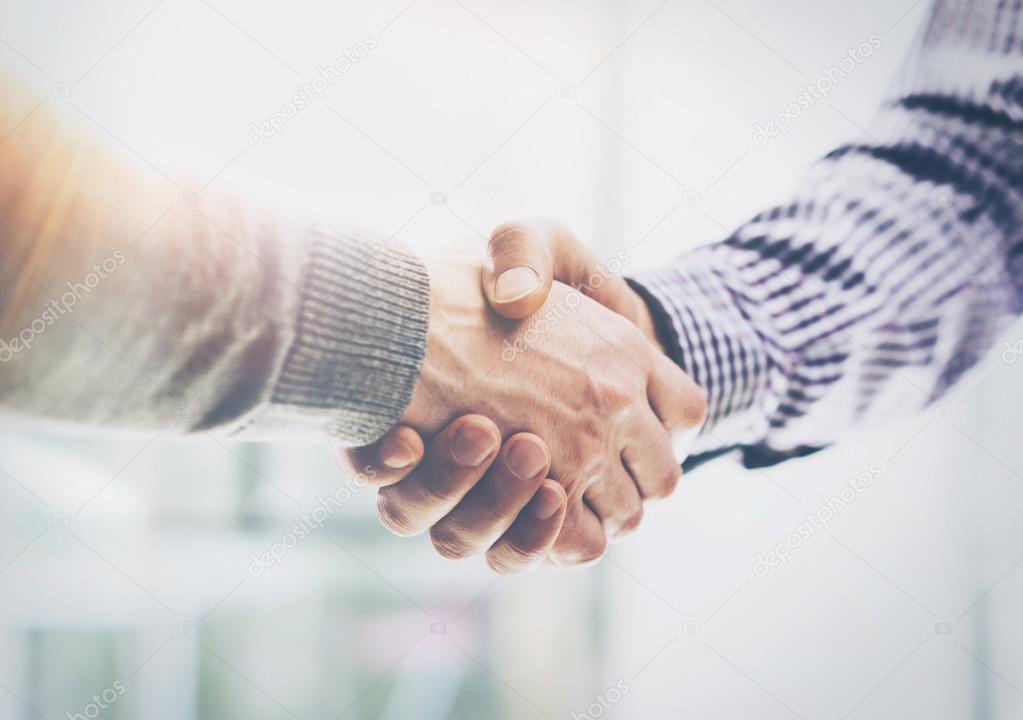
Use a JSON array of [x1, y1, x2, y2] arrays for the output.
[[343, 225, 706, 571], [336, 418, 566, 574], [485, 219, 660, 347]]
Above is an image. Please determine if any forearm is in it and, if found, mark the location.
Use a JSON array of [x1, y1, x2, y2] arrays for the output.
[[633, 0, 1023, 467], [0, 70, 429, 444]]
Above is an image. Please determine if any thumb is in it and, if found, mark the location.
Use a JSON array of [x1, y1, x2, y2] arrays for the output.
[[484, 218, 559, 320], [485, 218, 639, 321]]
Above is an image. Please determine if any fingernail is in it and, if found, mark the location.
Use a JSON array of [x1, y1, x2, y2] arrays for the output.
[[379, 433, 417, 469], [452, 423, 496, 467], [506, 437, 548, 480], [494, 267, 541, 303], [530, 485, 563, 520]]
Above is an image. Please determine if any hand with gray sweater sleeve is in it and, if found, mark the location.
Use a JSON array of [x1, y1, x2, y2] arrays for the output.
[[0, 68, 705, 569], [0, 70, 430, 445]]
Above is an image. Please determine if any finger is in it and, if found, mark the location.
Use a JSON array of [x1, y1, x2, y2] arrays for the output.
[[485, 218, 639, 321], [486, 480, 567, 574], [484, 219, 554, 320], [429, 433, 551, 560], [548, 497, 608, 567], [647, 350, 708, 432], [376, 415, 500, 537], [583, 463, 644, 542], [335, 425, 425, 488], [621, 410, 682, 500]]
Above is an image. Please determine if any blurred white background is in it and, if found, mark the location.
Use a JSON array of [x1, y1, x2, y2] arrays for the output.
[[1, 0, 1022, 718]]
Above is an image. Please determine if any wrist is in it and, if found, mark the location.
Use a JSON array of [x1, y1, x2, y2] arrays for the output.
[[626, 277, 678, 360], [268, 231, 430, 445], [402, 249, 494, 433]]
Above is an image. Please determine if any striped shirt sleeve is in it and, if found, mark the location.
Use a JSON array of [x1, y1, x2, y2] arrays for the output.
[[632, 0, 1023, 469]]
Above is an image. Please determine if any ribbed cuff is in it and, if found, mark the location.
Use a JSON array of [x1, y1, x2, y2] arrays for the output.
[[268, 230, 430, 445]]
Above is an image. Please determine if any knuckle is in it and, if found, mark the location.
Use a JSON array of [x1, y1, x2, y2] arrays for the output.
[[608, 503, 644, 540], [476, 497, 518, 530], [419, 472, 458, 507], [649, 467, 682, 499], [489, 221, 523, 247], [429, 524, 475, 560], [585, 372, 633, 418], [420, 459, 478, 507], [333, 447, 362, 478], [488, 222, 534, 262], [607, 383, 634, 413], [487, 544, 544, 575], [575, 533, 609, 565], [376, 492, 418, 537], [554, 469, 589, 498], [553, 514, 608, 566], [486, 222, 553, 289]]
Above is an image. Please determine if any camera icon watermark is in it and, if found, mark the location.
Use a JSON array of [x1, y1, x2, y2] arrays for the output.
[[178, 621, 197, 636], [51, 512, 71, 529], [429, 191, 447, 206], [933, 404, 952, 420], [934, 622, 952, 635], [430, 621, 447, 635], [555, 82, 575, 99], [681, 189, 702, 206], [681, 621, 702, 636], [177, 191, 197, 207], [51, 82, 71, 98], [932, 189, 953, 208], [177, 402, 201, 424]]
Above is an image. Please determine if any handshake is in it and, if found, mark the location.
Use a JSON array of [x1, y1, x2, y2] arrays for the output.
[[338, 218, 707, 573]]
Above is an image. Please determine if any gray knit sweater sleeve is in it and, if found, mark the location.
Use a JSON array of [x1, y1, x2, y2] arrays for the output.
[[0, 213, 429, 446], [0, 59, 432, 446], [264, 231, 430, 443]]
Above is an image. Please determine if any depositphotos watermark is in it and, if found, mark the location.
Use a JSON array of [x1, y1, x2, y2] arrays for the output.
[[571, 680, 631, 720], [248, 468, 377, 577], [67, 680, 125, 720], [752, 34, 882, 147], [501, 249, 631, 362], [1, 250, 126, 362], [753, 464, 882, 577], [248, 34, 378, 147], [1002, 339, 1023, 364]]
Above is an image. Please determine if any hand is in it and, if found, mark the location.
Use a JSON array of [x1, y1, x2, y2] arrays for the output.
[[484, 217, 663, 349], [479, 218, 704, 457], [336, 417, 568, 574], [344, 236, 705, 568]]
